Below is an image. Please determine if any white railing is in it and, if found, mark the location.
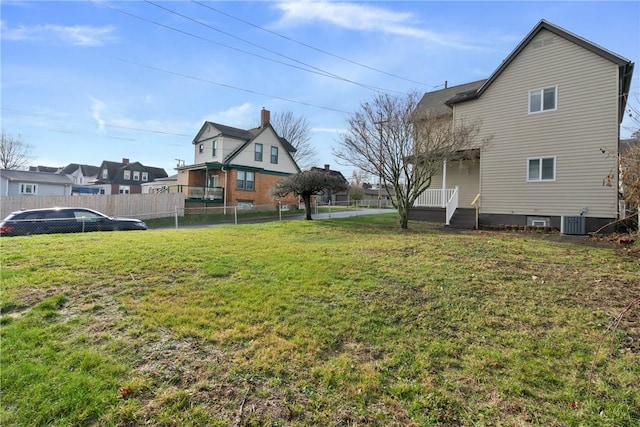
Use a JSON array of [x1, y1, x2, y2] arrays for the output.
[[413, 188, 457, 207], [445, 186, 459, 225]]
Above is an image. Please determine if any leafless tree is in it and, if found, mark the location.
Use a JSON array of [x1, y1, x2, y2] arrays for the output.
[[620, 131, 640, 223], [334, 91, 490, 229], [269, 170, 347, 220], [1, 130, 33, 170], [271, 111, 318, 170]]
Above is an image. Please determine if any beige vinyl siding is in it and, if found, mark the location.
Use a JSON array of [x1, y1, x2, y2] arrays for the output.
[[231, 131, 299, 174], [428, 159, 480, 207], [455, 29, 619, 218]]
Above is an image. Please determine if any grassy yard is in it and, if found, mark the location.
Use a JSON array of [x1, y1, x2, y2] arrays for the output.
[[1, 214, 638, 426]]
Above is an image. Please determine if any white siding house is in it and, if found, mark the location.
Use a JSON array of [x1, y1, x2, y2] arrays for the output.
[[412, 20, 634, 234]]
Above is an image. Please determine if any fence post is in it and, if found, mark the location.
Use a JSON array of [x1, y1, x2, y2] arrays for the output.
[[234, 206, 238, 225], [174, 206, 179, 229], [279, 202, 282, 221]]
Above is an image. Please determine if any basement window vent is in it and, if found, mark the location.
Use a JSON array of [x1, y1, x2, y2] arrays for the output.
[[527, 217, 550, 227]]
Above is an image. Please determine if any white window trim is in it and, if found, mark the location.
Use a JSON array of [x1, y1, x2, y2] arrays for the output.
[[19, 183, 37, 195], [142, 172, 149, 181], [527, 156, 556, 182], [123, 170, 131, 180], [133, 171, 140, 181], [528, 86, 557, 114]]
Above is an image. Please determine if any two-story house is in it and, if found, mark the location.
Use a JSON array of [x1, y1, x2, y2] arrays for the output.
[[411, 20, 634, 234], [91, 158, 168, 195], [58, 163, 101, 195], [176, 109, 301, 209]]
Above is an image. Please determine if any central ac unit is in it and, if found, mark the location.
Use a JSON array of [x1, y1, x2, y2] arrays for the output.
[[561, 216, 586, 235]]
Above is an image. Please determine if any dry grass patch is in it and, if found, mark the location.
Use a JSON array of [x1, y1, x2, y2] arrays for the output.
[[1, 216, 638, 426]]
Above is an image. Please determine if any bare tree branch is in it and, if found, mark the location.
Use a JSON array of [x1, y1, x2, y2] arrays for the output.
[[271, 111, 318, 170], [334, 91, 491, 229], [1, 130, 34, 170]]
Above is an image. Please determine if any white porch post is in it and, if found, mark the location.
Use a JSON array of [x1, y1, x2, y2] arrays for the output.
[[441, 160, 447, 208]]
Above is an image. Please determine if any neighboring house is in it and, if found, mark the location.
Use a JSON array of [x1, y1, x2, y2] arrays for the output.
[[1, 169, 73, 196], [58, 163, 101, 195], [141, 174, 178, 194], [411, 20, 634, 234], [310, 164, 349, 204], [176, 108, 301, 209], [90, 158, 168, 195], [29, 165, 62, 173]]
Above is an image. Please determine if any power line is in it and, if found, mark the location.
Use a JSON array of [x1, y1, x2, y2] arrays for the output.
[[1, 107, 193, 138], [106, 55, 351, 114], [94, 0, 403, 95], [144, 0, 400, 94], [191, 0, 434, 88]]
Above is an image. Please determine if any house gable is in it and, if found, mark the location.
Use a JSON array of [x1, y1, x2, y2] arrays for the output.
[[225, 124, 300, 174], [449, 20, 634, 123]]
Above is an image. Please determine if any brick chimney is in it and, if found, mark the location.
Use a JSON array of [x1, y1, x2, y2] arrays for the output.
[[122, 158, 130, 164], [260, 108, 270, 128], [324, 164, 330, 171]]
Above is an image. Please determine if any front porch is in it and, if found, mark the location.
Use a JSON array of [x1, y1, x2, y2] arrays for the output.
[[150, 185, 225, 202], [411, 186, 476, 229]]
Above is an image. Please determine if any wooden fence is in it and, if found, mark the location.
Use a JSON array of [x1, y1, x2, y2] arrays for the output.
[[0, 193, 185, 220]]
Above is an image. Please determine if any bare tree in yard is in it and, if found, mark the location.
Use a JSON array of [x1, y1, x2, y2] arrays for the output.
[[271, 111, 318, 170], [334, 91, 489, 229], [1, 130, 33, 170], [620, 130, 640, 229], [269, 170, 347, 220]]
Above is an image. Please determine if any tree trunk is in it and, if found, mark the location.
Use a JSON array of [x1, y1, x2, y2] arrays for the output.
[[398, 204, 409, 229], [302, 194, 313, 220]]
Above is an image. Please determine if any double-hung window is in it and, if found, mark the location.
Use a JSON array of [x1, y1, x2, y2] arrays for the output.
[[123, 170, 131, 180], [212, 140, 218, 157], [527, 157, 555, 181], [133, 171, 140, 181], [142, 172, 149, 181], [255, 143, 263, 162], [270, 146, 278, 164], [19, 183, 37, 194], [529, 86, 557, 113], [237, 170, 255, 190]]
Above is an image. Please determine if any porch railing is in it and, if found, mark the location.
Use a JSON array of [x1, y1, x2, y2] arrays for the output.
[[445, 186, 459, 226], [413, 188, 457, 208], [155, 185, 225, 201]]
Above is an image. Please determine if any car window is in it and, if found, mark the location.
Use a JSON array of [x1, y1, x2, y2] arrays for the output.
[[45, 211, 73, 219], [72, 210, 102, 221], [22, 212, 46, 220]]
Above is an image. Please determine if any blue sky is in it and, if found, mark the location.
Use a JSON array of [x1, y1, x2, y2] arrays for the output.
[[2, 1, 639, 179]]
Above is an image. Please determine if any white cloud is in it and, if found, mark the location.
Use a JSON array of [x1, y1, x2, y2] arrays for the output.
[[274, 1, 479, 50], [90, 97, 106, 133], [203, 103, 255, 128], [0, 21, 117, 46]]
